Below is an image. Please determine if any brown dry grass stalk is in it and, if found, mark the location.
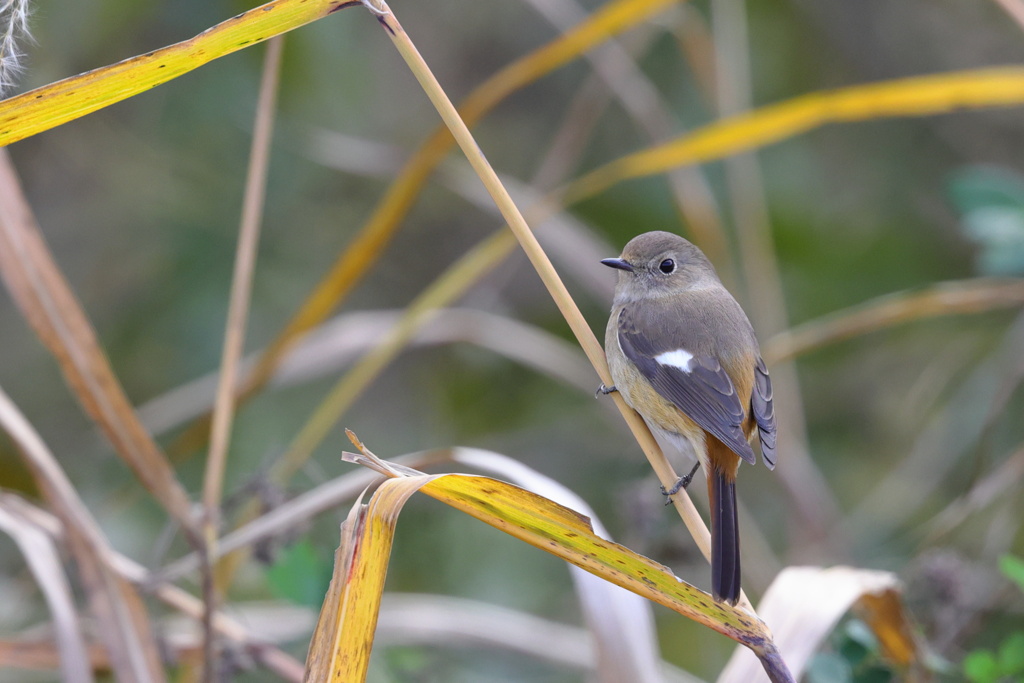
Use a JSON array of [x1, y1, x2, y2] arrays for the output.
[[0, 386, 167, 682], [198, 35, 286, 680], [0, 150, 197, 536]]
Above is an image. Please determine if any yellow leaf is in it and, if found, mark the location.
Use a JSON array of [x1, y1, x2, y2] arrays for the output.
[[304, 479, 434, 682], [339, 445, 775, 650], [416, 473, 771, 647], [0, 0, 353, 147], [564, 67, 1024, 204]]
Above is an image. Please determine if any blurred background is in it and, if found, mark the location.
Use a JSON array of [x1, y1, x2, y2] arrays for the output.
[[2, 0, 1024, 680]]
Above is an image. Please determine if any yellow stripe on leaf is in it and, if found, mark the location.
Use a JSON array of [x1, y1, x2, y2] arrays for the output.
[[565, 67, 1024, 204], [0, 0, 354, 147]]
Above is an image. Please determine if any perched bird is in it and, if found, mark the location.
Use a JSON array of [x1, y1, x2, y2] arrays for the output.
[[601, 231, 776, 605]]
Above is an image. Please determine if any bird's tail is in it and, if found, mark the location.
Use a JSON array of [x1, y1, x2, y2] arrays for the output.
[[707, 460, 740, 605]]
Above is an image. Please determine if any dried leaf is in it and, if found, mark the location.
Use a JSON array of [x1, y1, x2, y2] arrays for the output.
[[450, 448, 665, 683], [0, 149, 194, 530], [0, 388, 167, 682], [718, 566, 918, 682], [342, 447, 775, 652], [0, 496, 94, 683], [416, 472, 767, 646]]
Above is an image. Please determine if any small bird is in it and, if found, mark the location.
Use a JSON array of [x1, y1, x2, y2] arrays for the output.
[[601, 231, 776, 605]]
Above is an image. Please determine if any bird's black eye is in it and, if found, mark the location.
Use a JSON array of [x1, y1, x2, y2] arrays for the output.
[[659, 259, 675, 274]]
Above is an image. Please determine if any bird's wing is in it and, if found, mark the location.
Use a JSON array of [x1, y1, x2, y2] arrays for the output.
[[617, 305, 756, 465], [752, 356, 777, 469]]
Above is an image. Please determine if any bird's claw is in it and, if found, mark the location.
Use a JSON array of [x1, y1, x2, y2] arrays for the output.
[[660, 462, 702, 503], [595, 383, 617, 398]]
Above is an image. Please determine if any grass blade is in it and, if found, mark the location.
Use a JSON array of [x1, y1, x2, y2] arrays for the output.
[[764, 278, 1024, 364], [0, 149, 195, 532], [562, 67, 1024, 204], [0, 0, 355, 147], [0, 497, 94, 683], [450, 448, 665, 683], [0, 386, 167, 683], [339, 441, 781, 673], [304, 481, 427, 681]]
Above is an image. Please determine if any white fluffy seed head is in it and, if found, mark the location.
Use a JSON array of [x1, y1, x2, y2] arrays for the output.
[[0, 0, 32, 95]]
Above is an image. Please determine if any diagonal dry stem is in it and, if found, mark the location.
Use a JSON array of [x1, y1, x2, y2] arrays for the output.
[[367, 0, 731, 605], [0, 149, 197, 536], [211, 0, 681, 419], [0, 386, 167, 683]]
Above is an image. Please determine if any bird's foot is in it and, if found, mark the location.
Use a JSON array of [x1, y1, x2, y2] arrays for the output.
[[595, 383, 617, 398], [660, 462, 702, 503]]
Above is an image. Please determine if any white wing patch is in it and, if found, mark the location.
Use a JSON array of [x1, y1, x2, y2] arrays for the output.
[[654, 348, 695, 372]]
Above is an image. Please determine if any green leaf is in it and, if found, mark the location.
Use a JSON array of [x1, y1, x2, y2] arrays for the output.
[[947, 167, 1024, 276], [963, 649, 999, 683], [998, 633, 1024, 675], [807, 653, 853, 683], [948, 166, 1024, 213], [845, 618, 880, 649], [999, 555, 1024, 594], [266, 539, 332, 607], [853, 665, 893, 683], [838, 634, 870, 669], [962, 207, 1024, 276]]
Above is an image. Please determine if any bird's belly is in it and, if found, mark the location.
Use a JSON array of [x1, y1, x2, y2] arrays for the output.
[[607, 354, 707, 469]]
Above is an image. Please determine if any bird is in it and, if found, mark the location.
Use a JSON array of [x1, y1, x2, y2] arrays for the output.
[[600, 231, 776, 605]]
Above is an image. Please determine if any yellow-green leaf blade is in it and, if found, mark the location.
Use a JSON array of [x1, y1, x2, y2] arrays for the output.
[[419, 473, 772, 649], [565, 67, 1024, 204], [0, 0, 352, 147]]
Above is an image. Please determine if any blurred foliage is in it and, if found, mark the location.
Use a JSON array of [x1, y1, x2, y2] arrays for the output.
[[963, 556, 1024, 683], [949, 166, 1024, 276], [806, 619, 896, 683], [1, 0, 1024, 680], [266, 539, 333, 608]]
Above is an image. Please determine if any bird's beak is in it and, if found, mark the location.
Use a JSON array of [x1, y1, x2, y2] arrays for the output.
[[601, 257, 633, 272]]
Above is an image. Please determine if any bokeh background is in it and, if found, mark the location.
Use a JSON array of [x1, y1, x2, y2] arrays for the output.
[[2, 0, 1024, 680]]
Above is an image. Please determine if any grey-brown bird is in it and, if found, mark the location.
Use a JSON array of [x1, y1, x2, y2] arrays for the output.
[[601, 231, 776, 605]]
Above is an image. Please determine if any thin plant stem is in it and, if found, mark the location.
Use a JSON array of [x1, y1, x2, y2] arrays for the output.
[[992, 0, 1024, 30], [203, 35, 285, 518], [200, 35, 284, 681], [365, 0, 744, 609]]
